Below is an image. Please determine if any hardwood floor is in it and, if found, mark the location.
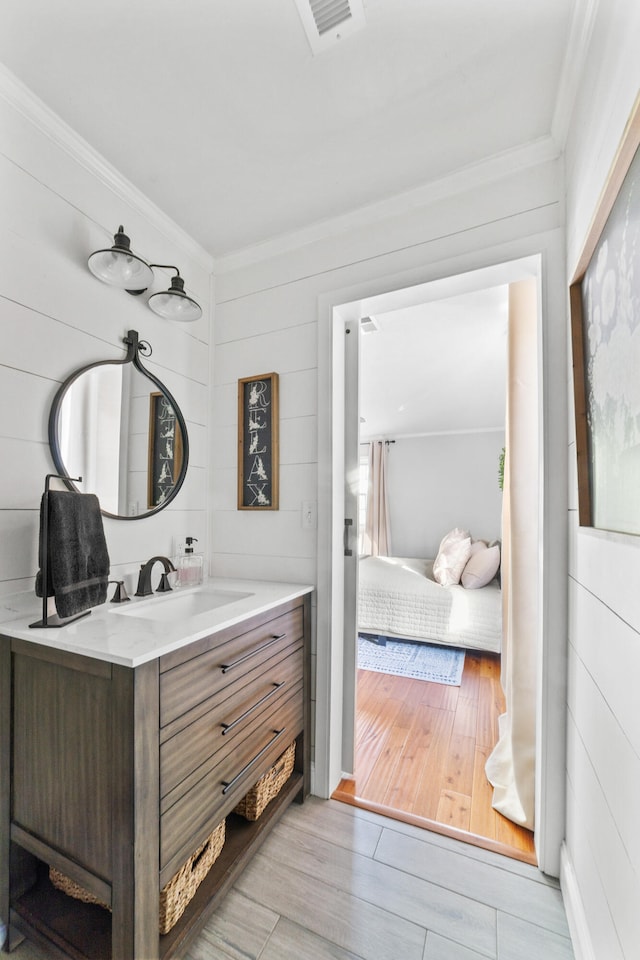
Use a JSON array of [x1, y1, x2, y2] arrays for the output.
[[12, 797, 574, 959], [333, 649, 537, 864]]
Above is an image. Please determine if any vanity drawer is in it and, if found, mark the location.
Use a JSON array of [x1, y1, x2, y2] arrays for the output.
[[160, 644, 303, 800], [160, 605, 303, 726], [160, 686, 303, 880]]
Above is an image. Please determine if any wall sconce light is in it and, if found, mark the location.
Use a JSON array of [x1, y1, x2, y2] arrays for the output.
[[147, 269, 202, 323], [87, 225, 202, 322]]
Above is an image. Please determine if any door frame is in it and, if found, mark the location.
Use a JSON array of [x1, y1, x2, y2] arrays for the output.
[[314, 232, 568, 876]]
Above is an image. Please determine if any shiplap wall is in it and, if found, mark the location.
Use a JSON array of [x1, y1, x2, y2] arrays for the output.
[[562, 2, 640, 957], [213, 157, 567, 805], [0, 72, 212, 601], [211, 288, 317, 585], [213, 158, 564, 585]]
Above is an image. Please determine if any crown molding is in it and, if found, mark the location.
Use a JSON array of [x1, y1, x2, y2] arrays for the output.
[[551, 0, 600, 149], [0, 62, 214, 274], [216, 135, 561, 275]]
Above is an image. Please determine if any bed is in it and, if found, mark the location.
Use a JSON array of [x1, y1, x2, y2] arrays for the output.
[[358, 555, 502, 654]]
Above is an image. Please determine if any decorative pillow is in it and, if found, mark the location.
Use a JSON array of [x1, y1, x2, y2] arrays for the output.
[[433, 528, 471, 586], [468, 539, 488, 557], [461, 543, 500, 589]]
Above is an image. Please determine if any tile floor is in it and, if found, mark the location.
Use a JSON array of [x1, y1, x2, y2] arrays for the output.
[[11, 797, 575, 960]]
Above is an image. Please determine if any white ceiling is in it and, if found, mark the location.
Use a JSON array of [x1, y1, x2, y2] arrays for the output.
[[360, 285, 508, 439], [0, 0, 578, 259]]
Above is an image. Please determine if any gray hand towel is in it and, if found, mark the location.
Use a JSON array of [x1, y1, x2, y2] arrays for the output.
[[35, 491, 110, 618]]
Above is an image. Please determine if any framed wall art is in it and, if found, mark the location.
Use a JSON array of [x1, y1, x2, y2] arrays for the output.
[[148, 391, 183, 509], [570, 94, 640, 534], [237, 372, 279, 510]]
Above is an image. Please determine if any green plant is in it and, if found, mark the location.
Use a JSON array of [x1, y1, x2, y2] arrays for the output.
[[498, 447, 505, 491]]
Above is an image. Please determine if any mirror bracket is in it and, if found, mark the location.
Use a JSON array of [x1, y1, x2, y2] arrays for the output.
[[123, 329, 152, 362]]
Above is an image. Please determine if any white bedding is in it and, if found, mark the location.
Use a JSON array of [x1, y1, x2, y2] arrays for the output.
[[358, 556, 502, 654]]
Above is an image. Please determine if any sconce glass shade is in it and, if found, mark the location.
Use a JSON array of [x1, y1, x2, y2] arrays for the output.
[[148, 275, 202, 322], [88, 225, 154, 291]]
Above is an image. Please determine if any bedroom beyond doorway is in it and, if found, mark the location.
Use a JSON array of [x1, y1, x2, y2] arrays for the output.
[[336, 269, 540, 865]]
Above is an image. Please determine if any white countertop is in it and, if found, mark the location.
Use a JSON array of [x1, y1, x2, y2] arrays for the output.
[[0, 579, 313, 667]]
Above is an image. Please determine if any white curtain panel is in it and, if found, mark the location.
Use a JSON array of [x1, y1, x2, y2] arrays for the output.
[[363, 440, 391, 557], [485, 279, 539, 831]]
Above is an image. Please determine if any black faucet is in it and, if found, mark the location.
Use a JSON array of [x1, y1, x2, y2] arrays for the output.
[[135, 556, 176, 597], [109, 579, 130, 603]]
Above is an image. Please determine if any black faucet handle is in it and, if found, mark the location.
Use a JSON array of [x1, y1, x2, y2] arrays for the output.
[[157, 572, 174, 593], [109, 580, 130, 603], [135, 563, 153, 597]]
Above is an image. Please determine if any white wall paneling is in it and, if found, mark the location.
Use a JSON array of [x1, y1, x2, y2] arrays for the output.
[[214, 138, 568, 881], [561, 3, 640, 957], [569, 578, 640, 759], [0, 76, 212, 599], [0, 367, 51, 443], [0, 81, 212, 292], [568, 652, 640, 881], [570, 529, 640, 634], [214, 511, 316, 560], [216, 160, 563, 302], [565, 718, 635, 958], [213, 322, 317, 384], [210, 555, 316, 586], [0, 512, 42, 585]]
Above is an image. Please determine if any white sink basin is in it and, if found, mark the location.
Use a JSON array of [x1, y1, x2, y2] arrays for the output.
[[111, 587, 253, 623]]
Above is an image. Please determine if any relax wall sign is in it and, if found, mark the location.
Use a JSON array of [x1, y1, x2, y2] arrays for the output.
[[237, 372, 279, 510]]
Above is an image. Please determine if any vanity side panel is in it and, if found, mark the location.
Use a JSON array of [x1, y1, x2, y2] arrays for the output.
[[300, 592, 312, 798], [11, 649, 113, 878], [110, 661, 160, 960], [0, 636, 11, 948]]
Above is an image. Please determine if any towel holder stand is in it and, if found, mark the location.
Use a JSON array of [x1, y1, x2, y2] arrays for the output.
[[29, 473, 93, 629]]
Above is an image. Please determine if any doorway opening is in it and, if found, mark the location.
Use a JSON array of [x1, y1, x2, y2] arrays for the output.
[[331, 261, 540, 864]]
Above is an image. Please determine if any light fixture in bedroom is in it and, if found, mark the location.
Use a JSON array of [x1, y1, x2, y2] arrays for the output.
[[88, 226, 202, 322]]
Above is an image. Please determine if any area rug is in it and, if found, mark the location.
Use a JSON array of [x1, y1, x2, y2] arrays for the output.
[[357, 634, 465, 685]]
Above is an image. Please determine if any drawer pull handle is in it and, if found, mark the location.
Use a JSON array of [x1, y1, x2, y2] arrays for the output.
[[221, 682, 286, 735], [220, 633, 286, 674], [221, 728, 286, 795]]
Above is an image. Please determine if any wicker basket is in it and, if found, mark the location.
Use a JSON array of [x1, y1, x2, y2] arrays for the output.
[[234, 741, 296, 821], [49, 818, 226, 936], [49, 867, 108, 909]]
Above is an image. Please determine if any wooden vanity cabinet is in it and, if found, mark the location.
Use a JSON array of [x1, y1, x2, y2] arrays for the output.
[[0, 593, 311, 960]]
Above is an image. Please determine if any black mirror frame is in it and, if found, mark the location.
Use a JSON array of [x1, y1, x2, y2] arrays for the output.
[[48, 329, 190, 520]]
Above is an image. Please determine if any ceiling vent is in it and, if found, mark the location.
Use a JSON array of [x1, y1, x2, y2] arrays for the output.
[[294, 0, 366, 55], [360, 316, 378, 334]]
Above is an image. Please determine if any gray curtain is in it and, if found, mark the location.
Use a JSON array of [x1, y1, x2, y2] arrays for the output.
[[363, 441, 391, 556]]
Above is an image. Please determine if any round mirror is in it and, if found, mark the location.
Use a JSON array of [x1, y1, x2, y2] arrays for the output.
[[49, 331, 189, 519]]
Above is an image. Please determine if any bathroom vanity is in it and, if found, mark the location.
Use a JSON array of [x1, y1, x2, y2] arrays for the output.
[[0, 580, 312, 960]]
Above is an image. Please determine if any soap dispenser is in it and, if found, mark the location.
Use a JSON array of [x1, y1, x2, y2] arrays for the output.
[[177, 537, 204, 587]]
